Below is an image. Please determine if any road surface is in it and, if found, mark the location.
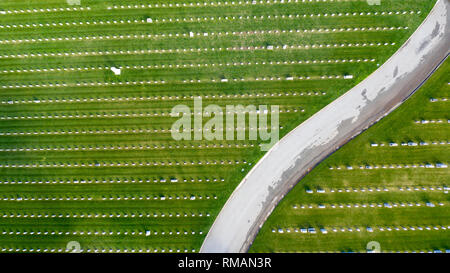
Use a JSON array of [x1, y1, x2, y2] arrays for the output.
[[200, 0, 450, 253]]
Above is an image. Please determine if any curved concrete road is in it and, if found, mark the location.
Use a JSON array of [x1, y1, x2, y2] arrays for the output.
[[201, 0, 450, 253]]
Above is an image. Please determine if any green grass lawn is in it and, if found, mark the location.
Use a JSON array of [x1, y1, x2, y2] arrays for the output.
[[250, 58, 449, 253], [0, 0, 438, 252]]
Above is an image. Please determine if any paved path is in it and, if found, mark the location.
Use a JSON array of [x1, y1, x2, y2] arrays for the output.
[[200, 0, 450, 253]]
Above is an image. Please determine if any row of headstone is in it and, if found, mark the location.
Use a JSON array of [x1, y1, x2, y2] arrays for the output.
[[1, 230, 203, 236], [273, 225, 449, 234], [0, 19, 150, 29], [0, 27, 400, 45], [0, 92, 324, 105], [429, 97, 448, 102], [371, 140, 449, 147], [329, 163, 449, 170], [0, 6, 89, 14], [1, 248, 196, 253], [1, 196, 93, 201], [0, 41, 396, 60], [0, 160, 247, 168], [306, 186, 448, 194], [145, 230, 203, 236], [0, 143, 254, 152], [0, 127, 275, 136], [1, 211, 211, 218], [0, 128, 155, 135], [0, 11, 417, 29], [0, 105, 301, 119], [400, 186, 449, 192], [1, 73, 346, 89], [306, 187, 389, 193], [1, 111, 183, 119], [292, 202, 445, 209], [0, 59, 371, 75], [100, 195, 217, 201], [0, 177, 225, 185], [0, 126, 279, 135], [107, 0, 400, 10], [109, 0, 303, 10], [143, 10, 419, 24], [0, 195, 217, 201], [415, 119, 449, 124]]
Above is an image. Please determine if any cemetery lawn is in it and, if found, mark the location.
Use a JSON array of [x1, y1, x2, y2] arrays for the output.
[[0, 0, 438, 252], [250, 58, 450, 253]]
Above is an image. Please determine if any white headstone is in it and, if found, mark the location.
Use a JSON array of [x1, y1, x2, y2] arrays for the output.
[[111, 67, 121, 75]]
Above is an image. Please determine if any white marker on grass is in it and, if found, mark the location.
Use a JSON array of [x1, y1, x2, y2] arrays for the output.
[[110, 67, 121, 75]]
